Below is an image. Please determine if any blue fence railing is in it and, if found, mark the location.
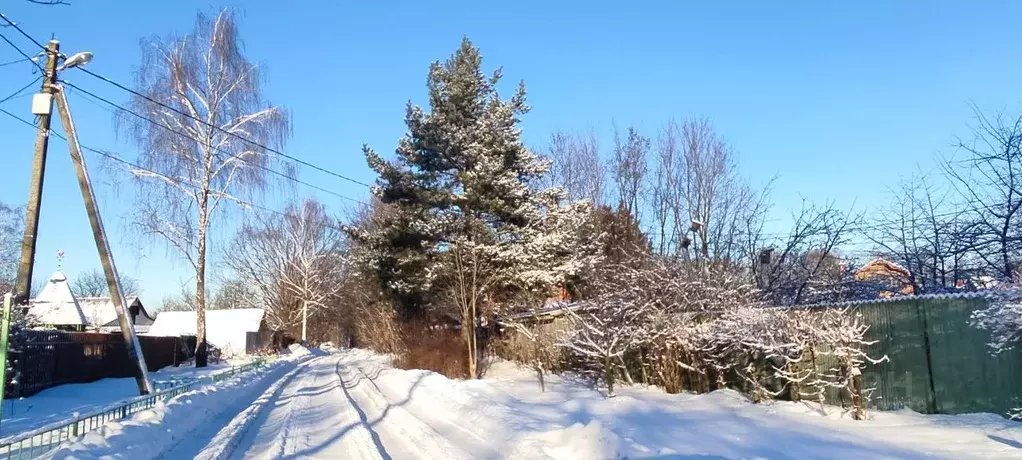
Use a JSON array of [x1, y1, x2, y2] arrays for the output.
[[0, 358, 272, 459]]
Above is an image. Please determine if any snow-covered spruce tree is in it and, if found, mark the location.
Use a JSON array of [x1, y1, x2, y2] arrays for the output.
[[362, 38, 591, 378]]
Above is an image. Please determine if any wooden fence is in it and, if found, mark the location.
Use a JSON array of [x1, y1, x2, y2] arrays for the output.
[[5, 330, 196, 398]]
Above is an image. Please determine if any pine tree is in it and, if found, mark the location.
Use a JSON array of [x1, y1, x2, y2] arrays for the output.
[[361, 38, 592, 376]]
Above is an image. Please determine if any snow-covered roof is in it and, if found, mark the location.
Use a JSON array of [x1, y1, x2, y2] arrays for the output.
[[28, 271, 87, 326], [148, 308, 266, 337], [28, 270, 149, 328]]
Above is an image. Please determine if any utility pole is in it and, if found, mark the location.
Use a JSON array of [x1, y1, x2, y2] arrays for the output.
[[54, 88, 153, 394], [13, 40, 59, 306], [6, 39, 152, 395]]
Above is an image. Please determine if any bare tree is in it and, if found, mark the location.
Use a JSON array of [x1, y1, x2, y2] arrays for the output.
[[226, 199, 347, 340], [124, 10, 291, 366], [758, 202, 857, 305], [71, 268, 141, 298], [647, 118, 770, 261], [0, 203, 22, 295], [943, 106, 1022, 279], [611, 125, 649, 219], [866, 172, 976, 293], [546, 130, 605, 205], [210, 278, 256, 310]]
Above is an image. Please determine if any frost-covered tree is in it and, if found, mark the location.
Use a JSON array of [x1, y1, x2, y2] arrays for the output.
[[362, 38, 590, 377], [226, 199, 348, 339], [124, 10, 291, 366], [0, 203, 22, 295], [970, 287, 1022, 353]]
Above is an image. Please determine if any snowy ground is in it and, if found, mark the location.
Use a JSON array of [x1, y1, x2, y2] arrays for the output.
[[46, 348, 1022, 459], [0, 358, 253, 438]]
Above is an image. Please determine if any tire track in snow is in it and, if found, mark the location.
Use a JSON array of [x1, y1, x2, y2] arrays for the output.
[[336, 359, 473, 460], [229, 355, 386, 459], [190, 359, 307, 460]]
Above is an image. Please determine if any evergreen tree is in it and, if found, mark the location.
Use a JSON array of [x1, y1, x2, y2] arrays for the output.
[[361, 38, 593, 376], [363, 38, 548, 313]]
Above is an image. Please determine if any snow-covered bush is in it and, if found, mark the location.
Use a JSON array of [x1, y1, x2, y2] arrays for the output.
[[969, 288, 1022, 353]]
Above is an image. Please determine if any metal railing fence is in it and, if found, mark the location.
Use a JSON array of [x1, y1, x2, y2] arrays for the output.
[[0, 357, 271, 459]]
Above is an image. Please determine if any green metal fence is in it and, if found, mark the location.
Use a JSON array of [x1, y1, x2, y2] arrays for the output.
[[0, 358, 272, 459], [806, 293, 1022, 416]]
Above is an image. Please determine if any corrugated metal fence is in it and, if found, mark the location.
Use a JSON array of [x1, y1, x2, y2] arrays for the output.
[[809, 294, 1022, 415]]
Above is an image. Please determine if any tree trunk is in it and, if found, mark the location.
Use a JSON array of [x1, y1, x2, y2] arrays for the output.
[[618, 355, 635, 386], [195, 193, 209, 368], [789, 361, 801, 402], [604, 354, 615, 397], [851, 365, 864, 420]]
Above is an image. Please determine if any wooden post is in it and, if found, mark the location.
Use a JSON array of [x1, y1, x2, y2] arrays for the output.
[[13, 41, 60, 307], [53, 88, 153, 395]]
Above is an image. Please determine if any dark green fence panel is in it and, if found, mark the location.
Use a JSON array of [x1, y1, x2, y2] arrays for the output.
[[809, 294, 1022, 416]]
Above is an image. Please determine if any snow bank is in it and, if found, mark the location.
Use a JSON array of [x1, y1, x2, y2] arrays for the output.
[[531, 420, 621, 460], [287, 343, 310, 357], [42, 359, 299, 460], [341, 348, 1022, 460]]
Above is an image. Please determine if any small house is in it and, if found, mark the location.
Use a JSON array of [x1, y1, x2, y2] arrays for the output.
[[28, 271, 155, 332], [147, 308, 270, 357]]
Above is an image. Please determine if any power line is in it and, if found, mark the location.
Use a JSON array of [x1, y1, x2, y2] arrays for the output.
[[0, 17, 371, 190], [74, 67, 373, 189], [0, 57, 31, 68], [0, 76, 40, 104], [0, 13, 49, 53], [0, 105, 356, 228], [0, 31, 43, 72], [62, 81, 367, 205]]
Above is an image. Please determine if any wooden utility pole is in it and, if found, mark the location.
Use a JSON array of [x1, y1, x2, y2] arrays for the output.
[[6, 39, 152, 395], [54, 88, 154, 395], [13, 41, 59, 306]]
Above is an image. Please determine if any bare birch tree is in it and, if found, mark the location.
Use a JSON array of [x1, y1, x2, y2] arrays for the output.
[[124, 10, 291, 366], [226, 199, 347, 339], [546, 130, 605, 205], [611, 125, 649, 219]]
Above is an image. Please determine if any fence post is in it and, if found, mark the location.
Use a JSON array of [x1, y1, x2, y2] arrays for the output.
[[913, 298, 939, 413], [0, 293, 13, 423]]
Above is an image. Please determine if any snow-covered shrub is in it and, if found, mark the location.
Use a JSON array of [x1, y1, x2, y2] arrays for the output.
[[969, 287, 1022, 354], [802, 308, 888, 419]]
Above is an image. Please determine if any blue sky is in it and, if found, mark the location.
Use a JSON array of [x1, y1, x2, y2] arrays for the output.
[[1, 1, 1021, 303]]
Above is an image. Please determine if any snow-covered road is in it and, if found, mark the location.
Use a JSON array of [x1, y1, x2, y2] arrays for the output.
[[172, 353, 483, 459], [49, 348, 1022, 459]]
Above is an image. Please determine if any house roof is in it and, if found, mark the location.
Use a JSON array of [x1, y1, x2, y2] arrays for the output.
[[28, 270, 149, 328], [855, 257, 911, 279], [147, 308, 266, 337], [77, 296, 147, 327], [28, 271, 87, 326]]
